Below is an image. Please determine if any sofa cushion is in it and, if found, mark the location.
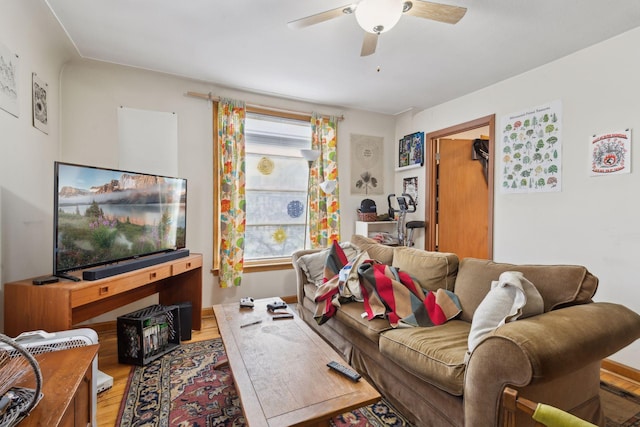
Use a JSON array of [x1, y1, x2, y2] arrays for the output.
[[303, 282, 317, 306], [392, 247, 458, 291], [455, 258, 599, 323], [350, 234, 394, 265], [335, 302, 392, 344], [305, 282, 391, 344], [379, 320, 470, 396]]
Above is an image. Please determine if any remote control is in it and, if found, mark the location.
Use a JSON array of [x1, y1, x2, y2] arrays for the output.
[[327, 361, 361, 382], [32, 276, 60, 285], [272, 313, 294, 320]]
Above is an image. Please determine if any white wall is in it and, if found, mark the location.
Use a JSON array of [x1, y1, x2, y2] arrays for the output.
[[2, 1, 637, 370], [59, 59, 396, 320], [400, 27, 640, 368], [0, 1, 77, 332]]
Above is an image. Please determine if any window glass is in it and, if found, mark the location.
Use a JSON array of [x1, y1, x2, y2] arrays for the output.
[[244, 113, 311, 260]]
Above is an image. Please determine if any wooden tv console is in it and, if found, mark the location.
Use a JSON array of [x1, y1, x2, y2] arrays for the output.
[[3, 253, 203, 337]]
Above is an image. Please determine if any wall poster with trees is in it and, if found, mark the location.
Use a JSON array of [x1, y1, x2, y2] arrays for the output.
[[500, 100, 562, 193]]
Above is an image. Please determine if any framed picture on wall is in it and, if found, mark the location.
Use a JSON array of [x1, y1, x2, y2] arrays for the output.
[[403, 176, 418, 206], [398, 131, 424, 170], [32, 73, 48, 134], [0, 41, 19, 118]]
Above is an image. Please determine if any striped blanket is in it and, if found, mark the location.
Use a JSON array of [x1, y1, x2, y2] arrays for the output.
[[315, 260, 461, 328]]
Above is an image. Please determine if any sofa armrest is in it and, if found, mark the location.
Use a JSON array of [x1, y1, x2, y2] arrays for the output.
[[464, 302, 640, 427], [489, 302, 640, 378], [291, 249, 323, 305]]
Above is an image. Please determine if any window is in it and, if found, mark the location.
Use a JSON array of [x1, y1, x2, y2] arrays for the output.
[[243, 111, 312, 263]]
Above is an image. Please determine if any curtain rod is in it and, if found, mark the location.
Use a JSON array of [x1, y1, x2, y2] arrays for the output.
[[185, 91, 344, 121]]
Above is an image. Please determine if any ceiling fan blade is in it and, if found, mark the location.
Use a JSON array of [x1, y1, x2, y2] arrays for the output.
[[288, 4, 354, 30], [360, 32, 378, 57], [404, 0, 467, 24]]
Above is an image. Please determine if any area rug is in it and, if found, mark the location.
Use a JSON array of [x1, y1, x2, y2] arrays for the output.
[[601, 381, 640, 427], [116, 339, 244, 427], [116, 338, 639, 427], [116, 338, 412, 427]]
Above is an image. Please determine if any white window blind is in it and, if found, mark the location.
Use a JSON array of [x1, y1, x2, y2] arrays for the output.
[[244, 112, 311, 260]]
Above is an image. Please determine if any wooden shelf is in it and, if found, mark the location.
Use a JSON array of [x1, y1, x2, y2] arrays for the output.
[[3, 254, 203, 337], [355, 220, 398, 238]]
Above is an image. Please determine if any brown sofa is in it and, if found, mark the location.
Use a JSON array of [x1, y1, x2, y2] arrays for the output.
[[291, 236, 640, 426]]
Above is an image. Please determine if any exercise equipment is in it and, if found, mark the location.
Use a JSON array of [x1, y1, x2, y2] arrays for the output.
[[387, 193, 425, 246], [405, 220, 426, 247]]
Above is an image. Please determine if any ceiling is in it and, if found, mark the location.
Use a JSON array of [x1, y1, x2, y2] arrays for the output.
[[45, 0, 640, 115]]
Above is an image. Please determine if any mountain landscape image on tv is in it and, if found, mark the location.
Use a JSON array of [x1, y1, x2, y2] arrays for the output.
[[54, 162, 187, 274]]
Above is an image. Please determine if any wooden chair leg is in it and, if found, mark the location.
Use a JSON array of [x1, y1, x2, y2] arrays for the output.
[[502, 387, 518, 427], [502, 387, 547, 427]]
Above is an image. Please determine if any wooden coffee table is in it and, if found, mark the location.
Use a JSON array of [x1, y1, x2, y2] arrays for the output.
[[213, 297, 380, 427]]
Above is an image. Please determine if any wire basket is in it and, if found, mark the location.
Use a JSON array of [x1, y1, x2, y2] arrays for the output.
[[357, 210, 378, 222], [0, 334, 43, 427]]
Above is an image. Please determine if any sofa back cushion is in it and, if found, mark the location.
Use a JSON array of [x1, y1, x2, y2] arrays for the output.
[[455, 258, 599, 322], [350, 234, 395, 265], [392, 247, 458, 291]]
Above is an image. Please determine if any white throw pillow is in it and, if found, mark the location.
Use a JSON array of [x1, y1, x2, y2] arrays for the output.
[[467, 271, 543, 357]]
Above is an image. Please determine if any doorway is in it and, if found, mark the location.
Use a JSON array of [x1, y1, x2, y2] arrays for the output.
[[425, 115, 495, 259]]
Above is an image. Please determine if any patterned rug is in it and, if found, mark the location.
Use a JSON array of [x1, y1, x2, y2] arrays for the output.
[[116, 339, 244, 427], [116, 338, 639, 427], [601, 381, 640, 427], [116, 338, 412, 427]]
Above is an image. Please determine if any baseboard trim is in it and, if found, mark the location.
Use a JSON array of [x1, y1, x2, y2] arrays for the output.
[[602, 358, 640, 383], [76, 320, 116, 334], [281, 295, 298, 304], [77, 308, 214, 333]]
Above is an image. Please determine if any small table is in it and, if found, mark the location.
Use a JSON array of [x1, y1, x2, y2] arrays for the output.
[[14, 344, 98, 426], [213, 298, 380, 427]]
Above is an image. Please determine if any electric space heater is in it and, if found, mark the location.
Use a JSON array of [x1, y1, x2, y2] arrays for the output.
[[0, 328, 113, 427]]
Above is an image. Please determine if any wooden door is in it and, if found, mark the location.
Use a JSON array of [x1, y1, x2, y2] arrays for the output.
[[437, 139, 489, 259]]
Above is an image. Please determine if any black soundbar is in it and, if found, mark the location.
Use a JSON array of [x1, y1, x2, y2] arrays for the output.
[[82, 249, 190, 281]]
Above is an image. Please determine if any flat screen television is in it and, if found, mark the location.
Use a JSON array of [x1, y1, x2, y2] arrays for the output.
[[53, 162, 187, 278]]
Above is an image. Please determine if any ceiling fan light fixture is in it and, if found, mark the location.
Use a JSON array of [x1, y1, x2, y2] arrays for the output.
[[355, 0, 404, 34]]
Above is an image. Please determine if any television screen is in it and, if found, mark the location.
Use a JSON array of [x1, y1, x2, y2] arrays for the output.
[[54, 162, 187, 275]]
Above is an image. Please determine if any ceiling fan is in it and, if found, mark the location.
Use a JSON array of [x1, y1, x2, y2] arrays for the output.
[[288, 0, 467, 56]]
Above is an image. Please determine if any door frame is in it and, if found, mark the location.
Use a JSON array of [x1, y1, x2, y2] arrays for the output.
[[425, 114, 495, 258]]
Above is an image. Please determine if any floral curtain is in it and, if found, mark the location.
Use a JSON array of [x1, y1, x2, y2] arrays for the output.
[[308, 113, 340, 248], [218, 98, 246, 287]]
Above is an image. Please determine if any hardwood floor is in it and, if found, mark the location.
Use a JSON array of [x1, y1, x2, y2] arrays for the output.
[[95, 310, 220, 427], [94, 310, 639, 426], [601, 365, 640, 396]]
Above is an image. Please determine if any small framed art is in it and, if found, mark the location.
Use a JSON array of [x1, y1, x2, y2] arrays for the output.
[[32, 73, 48, 134], [0, 41, 19, 117], [398, 131, 424, 170]]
